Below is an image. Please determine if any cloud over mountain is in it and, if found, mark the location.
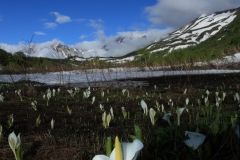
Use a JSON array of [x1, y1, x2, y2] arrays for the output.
[[72, 28, 173, 58], [145, 0, 240, 29]]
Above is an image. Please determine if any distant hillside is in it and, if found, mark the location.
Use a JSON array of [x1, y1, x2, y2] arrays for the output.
[[135, 7, 240, 65], [0, 48, 77, 74]]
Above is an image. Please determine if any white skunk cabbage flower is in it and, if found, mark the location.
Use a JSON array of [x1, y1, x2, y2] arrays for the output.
[[102, 112, 107, 128], [93, 136, 144, 160], [185, 98, 189, 106], [216, 97, 221, 102], [235, 93, 239, 102], [75, 87, 79, 92], [101, 91, 104, 98], [52, 89, 56, 97], [68, 89, 73, 97], [155, 101, 160, 112], [176, 107, 186, 126], [183, 88, 187, 95], [206, 90, 210, 96], [121, 107, 127, 119], [222, 92, 226, 101], [83, 91, 87, 98], [51, 118, 55, 129], [57, 88, 60, 93], [47, 92, 51, 100], [0, 94, 4, 102], [184, 131, 206, 150], [8, 131, 21, 154], [161, 104, 165, 112], [204, 97, 208, 105], [216, 101, 219, 107], [17, 89, 21, 96], [8, 131, 23, 160], [31, 100, 37, 111], [110, 107, 114, 119], [83, 90, 91, 98], [8, 114, 14, 128], [100, 104, 104, 111], [102, 112, 111, 128], [149, 108, 156, 125], [140, 100, 148, 116], [168, 99, 172, 105], [83, 91, 89, 98], [47, 88, 51, 94], [122, 89, 126, 95], [162, 113, 172, 124], [87, 90, 91, 97], [16, 89, 23, 101], [107, 113, 111, 127], [91, 96, 96, 104]]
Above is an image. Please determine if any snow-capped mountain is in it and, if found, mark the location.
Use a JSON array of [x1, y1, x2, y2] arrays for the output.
[[22, 43, 84, 59], [146, 8, 238, 54], [22, 35, 149, 59], [51, 43, 83, 58]]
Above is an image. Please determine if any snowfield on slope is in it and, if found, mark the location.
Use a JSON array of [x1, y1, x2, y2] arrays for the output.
[[149, 10, 237, 53]]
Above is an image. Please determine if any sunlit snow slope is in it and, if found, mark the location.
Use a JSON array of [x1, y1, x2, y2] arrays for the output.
[[147, 8, 237, 54]]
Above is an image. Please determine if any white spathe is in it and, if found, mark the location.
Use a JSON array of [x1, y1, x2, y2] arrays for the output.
[[0, 94, 4, 102], [140, 100, 148, 115], [149, 108, 156, 125], [162, 113, 172, 123], [184, 131, 206, 150], [93, 139, 144, 160], [176, 107, 187, 126], [8, 131, 21, 151]]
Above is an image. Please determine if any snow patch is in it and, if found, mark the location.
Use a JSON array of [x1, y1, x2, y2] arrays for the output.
[[150, 47, 169, 53]]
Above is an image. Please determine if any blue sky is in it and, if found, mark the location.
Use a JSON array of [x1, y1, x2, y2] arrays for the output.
[[0, 0, 157, 45], [1, 0, 240, 57]]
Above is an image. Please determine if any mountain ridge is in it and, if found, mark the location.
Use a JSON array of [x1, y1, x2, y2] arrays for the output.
[[145, 7, 239, 55]]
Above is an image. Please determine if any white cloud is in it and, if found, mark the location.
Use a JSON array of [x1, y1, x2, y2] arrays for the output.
[[0, 42, 24, 53], [51, 12, 71, 24], [0, 39, 67, 59], [72, 28, 173, 58], [79, 35, 87, 39], [88, 19, 104, 30], [34, 31, 46, 35], [44, 22, 57, 29], [145, 0, 240, 29]]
